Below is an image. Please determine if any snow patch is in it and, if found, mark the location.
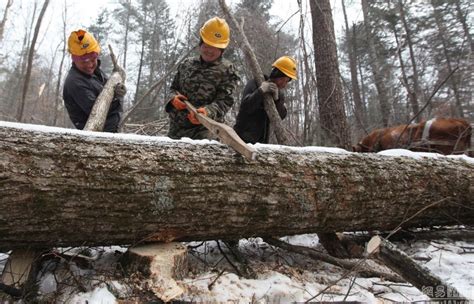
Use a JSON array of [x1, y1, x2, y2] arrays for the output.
[[68, 285, 116, 304]]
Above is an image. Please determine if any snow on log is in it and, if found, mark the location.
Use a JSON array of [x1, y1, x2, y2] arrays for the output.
[[0, 122, 473, 250]]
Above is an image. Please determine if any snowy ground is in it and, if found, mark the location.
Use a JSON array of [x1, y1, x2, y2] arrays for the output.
[[1, 233, 473, 303]]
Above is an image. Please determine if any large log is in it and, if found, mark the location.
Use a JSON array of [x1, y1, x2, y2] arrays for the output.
[[0, 121, 473, 250]]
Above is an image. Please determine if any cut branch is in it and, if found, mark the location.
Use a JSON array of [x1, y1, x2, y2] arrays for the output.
[[83, 45, 126, 132]]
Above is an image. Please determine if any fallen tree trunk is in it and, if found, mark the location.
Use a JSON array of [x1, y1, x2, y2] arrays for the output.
[[367, 236, 467, 300], [264, 237, 403, 283], [0, 122, 473, 250]]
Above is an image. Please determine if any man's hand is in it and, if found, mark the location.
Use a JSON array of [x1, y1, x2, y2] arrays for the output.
[[187, 107, 207, 125], [114, 83, 127, 98], [259, 81, 279, 100], [170, 94, 188, 110]]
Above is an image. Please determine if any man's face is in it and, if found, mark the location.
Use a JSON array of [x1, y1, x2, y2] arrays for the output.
[[200, 42, 222, 63], [74, 57, 98, 76], [274, 76, 290, 89]]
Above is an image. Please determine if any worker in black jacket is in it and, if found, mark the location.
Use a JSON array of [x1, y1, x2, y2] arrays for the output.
[[234, 56, 297, 144], [63, 29, 125, 132]]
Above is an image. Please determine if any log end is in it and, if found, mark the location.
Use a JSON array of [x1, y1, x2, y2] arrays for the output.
[[366, 235, 382, 255], [120, 242, 188, 302]]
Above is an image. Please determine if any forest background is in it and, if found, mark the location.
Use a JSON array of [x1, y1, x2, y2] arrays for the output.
[[0, 0, 472, 147]]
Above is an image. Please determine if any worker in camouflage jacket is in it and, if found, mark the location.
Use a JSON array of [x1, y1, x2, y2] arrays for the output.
[[165, 17, 239, 140]]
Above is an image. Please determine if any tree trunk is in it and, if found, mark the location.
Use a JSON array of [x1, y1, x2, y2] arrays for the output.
[[298, 1, 317, 145], [0, 0, 13, 43], [309, 0, 351, 148], [361, 0, 391, 127], [53, 4, 68, 127], [298, 2, 316, 145], [1, 122, 473, 250], [391, 19, 417, 122], [17, 0, 50, 122], [342, 0, 365, 132], [122, 0, 132, 69], [431, 2, 464, 118], [398, 0, 422, 122], [132, 8, 148, 115], [265, 237, 403, 283], [453, 0, 473, 54]]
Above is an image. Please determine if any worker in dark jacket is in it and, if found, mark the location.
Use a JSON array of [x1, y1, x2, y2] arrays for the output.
[[234, 56, 297, 144], [63, 29, 125, 132]]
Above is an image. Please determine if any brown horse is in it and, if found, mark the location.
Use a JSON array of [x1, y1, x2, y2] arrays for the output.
[[352, 118, 472, 155]]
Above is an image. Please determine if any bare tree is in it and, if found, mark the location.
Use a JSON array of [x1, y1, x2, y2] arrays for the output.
[[17, 0, 50, 122], [453, 0, 473, 54], [361, 0, 391, 127], [397, 0, 422, 122], [0, 0, 13, 42], [121, 0, 132, 69], [430, 1, 464, 118], [387, 8, 417, 123], [53, 3, 68, 126], [309, 0, 351, 148], [341, 0, 366, 133], [298, 0, 318, 145]]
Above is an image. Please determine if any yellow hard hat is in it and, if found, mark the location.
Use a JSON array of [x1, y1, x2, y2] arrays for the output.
[[272, 56, 297, 80], [199, 17, 230, 49], [67, 29, 101, 56]]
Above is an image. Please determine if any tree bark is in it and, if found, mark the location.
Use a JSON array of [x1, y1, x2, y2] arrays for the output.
[[0, 122, 473, 250], [309, 0, 351, 148]]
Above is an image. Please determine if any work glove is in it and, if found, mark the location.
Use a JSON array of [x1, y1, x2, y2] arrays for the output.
[[114, 83, 127, 98], [187, 107, 207, 125], [170, 94, 188, 111], [259, 81, 279, 100]]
